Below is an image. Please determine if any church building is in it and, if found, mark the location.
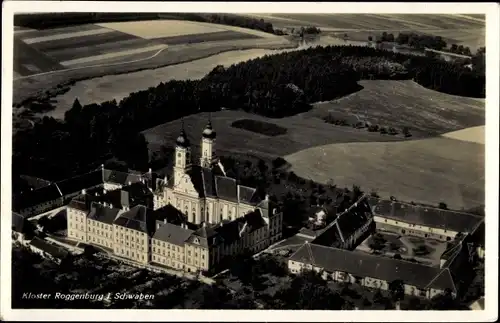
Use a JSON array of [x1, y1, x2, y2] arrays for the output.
[[153, 120, 277, 233]]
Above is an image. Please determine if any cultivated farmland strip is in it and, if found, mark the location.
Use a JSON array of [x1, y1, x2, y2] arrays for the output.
[[14, 38, 65, 76], [153, 30, 259, 45], [60, 44, 168, 66], [30, 31, 140, 53], [23, 28, 114, 44], [45, 38, 158, 62], [15, 24, 104, 40]]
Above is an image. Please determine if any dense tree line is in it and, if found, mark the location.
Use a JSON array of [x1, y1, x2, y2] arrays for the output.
[[13, 13, 161, 28], [13, 45, 484, 184], [14, 13, 276, 34], [395, 33, 447, 51], [448, 44, 473, 56]]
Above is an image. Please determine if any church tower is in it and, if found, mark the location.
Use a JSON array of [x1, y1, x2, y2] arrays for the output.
[[200, 118, 217, 168], [174, 123, 192, 186]]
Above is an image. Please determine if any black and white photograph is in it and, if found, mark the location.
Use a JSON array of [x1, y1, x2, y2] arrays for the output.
[[1, 2, 498, 321]]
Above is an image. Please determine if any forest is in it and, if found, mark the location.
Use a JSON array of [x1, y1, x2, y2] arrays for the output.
[[13, 45, 485, 186]]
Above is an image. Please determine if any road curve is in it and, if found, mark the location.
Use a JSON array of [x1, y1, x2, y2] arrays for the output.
[[13, 45, 169, 81]]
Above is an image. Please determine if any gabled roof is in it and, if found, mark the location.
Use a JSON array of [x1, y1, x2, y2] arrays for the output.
[[152, 204, 188, 226], [185, 223, 219, 248], [334, 198, 372, 241], [102, 169, 143, 186], [113, 205, 155, 236], [215, 176, 238, 202], [88, 203, 122, 225], [153, 222, 194, 246], [289, 242, 457, 292], [55, 170, 103, 196], [13, 183, 63, 211], [238, 185, 259, 205], [30, 237, 69, 259], [373, 200, 483, 233], [19, 175, 52, 190], [201, 167, 217, 197]]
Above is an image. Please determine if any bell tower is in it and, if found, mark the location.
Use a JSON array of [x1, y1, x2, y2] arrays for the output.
[[174, 121, 192, 186], [200, 115, 217, 168]]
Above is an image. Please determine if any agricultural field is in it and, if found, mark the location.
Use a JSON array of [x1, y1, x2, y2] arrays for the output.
[[13, 20, 284, 77], [250, 13, 485, 50], [284, 137, 484, 210], [442, 126, 485, 145], [12, 20, 293, 108]]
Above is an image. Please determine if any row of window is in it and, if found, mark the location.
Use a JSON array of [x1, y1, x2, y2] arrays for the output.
[[153, 255, 184, 270], [153, 240, 181, 252], [116, 248, 145, 261], [116, 240, 145, 251]]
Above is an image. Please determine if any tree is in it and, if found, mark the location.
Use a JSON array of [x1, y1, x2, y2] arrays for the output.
[[427, 289, 459, 310], [438, 202, 448, 209], [388, 279, 405, 301]]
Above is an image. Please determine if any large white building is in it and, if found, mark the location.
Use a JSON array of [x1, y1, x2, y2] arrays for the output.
[[153, 121, 282, 244]]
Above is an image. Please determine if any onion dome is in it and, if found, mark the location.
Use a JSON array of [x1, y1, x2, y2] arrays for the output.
[[176, 128, 190, 147], [202, 121, 216, 139]]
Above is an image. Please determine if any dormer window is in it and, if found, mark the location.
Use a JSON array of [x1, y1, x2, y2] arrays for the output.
[[194, 238, 200, 244]]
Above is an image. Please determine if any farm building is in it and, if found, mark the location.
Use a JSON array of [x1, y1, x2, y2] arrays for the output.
[[288, 241, 460, 299], [369, 199, 484, 242], [310, 196, 374, 250]]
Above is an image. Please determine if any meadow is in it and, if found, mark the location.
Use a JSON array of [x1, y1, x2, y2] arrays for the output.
[[308, 80, 485, 137], [284, 137, 484, 209]]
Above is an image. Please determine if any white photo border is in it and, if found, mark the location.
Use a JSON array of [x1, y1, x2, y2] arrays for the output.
[[1, 2, 498, 322]]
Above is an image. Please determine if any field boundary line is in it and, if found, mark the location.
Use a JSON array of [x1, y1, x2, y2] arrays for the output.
[[13, 46, 169, 81]]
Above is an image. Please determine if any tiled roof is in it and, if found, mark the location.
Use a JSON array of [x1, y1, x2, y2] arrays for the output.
[[55, 170, 103, 196], [215, 176, 238, 202], [289, 243, 457, 292], [113, 205, 155, 236], [29, 237, 69, 259], [238, 185, 260, 205], [183, 165, 253, 203], [12, 212, 28, 233], [187, 165, 207, 198], [185, 224, 220, 248], [152, 204, 188, 226], [153, 222, 194, 246], [373, 200, 483, 233], [335, 198, 372, 241], [13, 183, 63, 211], [310, 223, 343, 248], [121, 182, 153, 207], [102, 169, 143, 186], [201, 167, 217, 197], [19, 175, 52, 190], [214, 220, 243, 245], [88, 203, 122, 225]]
